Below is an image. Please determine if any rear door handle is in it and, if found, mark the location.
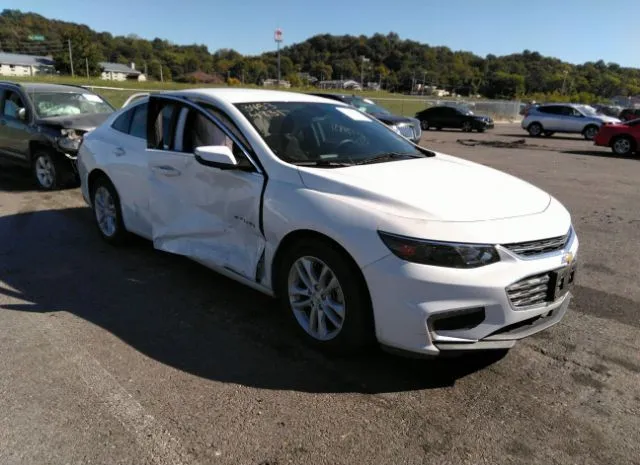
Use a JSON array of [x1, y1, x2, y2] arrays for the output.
[[114, 147, 126, 157], [151, 165, 181, 177]]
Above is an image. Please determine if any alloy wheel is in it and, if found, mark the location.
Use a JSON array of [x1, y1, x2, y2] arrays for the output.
[[613, 138, 632, 155], [287, 256, 346, 341], [94, 186, 118, 237], [35, 155, 56, 189]]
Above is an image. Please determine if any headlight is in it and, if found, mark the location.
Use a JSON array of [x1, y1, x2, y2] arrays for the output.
[[57, 129, 82, 152], [378, 231, 500, 268]]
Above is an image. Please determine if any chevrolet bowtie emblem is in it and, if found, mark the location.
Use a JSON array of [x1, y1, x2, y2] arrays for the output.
[[562, 251, 574, 265]]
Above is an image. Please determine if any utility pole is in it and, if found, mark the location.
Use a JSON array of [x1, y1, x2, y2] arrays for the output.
[[423, 72, 427, 95], [85, 57, 89, 78], [68, 39, 74, 77], [561, 70, 569, 95], [144, 61, 148, 77], [159, 64, 164, 82]]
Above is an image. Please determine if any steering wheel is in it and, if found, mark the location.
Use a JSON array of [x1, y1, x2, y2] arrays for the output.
[[336, 138, 356, 154]]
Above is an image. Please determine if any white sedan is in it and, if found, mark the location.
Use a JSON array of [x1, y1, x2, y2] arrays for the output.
[[78, 88, 579, 357]]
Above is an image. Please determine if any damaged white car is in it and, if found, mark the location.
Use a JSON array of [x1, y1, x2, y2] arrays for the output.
[[78, 88, 578, 357]]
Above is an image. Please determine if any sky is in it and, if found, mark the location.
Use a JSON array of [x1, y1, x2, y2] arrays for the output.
[[6, 0, 640, 67]]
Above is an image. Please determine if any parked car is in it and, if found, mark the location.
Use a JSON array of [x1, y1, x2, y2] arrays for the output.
[[593, 118, 640, 156], [78, 88, 578, 358], [0, 81, 115, 189], [591, 104, 623, 118], [414, 105, 494, 132], [521, 103, 620, 140], [307, 93, 421, 143], [618, 108, 640, 122]]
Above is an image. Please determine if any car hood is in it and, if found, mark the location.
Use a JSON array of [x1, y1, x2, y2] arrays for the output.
[[37, 113, 112, 132], [297, 153, 551, 222], [594, 115, 621, 123]]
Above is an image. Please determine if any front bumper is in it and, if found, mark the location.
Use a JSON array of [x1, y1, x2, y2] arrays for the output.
[[361, 232, 579, 356]]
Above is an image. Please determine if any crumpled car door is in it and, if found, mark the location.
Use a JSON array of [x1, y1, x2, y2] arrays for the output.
[[148, 150, 266, 281]]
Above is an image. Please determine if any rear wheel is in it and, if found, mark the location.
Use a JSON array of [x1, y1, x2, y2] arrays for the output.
[[583, 125, 599, 140], [611, 135, 635, 156], [420, 120, 429, 130], [90, 175, 129, 245], [527, 122, 543, 137], [276, 240, 374, 354]]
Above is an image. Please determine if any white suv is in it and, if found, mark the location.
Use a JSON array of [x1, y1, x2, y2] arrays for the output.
[[522, 103, 620, 140]]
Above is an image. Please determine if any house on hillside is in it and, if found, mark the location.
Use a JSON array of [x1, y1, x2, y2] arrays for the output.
[[100, 62, 146, 81], [0, 53, 55, 77], [263, 79, 291, 88]]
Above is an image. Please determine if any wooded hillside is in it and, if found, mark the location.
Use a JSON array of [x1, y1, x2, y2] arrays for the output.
[[2, 9, 639, 100]]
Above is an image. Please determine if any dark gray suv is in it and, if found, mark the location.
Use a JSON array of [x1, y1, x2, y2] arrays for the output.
[[0, 81, 114, 190]]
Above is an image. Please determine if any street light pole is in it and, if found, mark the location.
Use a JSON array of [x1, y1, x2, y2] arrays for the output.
[[360, 56, 369, 91], [274, 28, 283, 86]]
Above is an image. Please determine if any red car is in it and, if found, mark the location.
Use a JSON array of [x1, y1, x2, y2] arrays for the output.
[[594, 119, 640, 156]]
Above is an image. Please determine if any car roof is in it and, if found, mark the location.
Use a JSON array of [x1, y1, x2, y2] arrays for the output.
[[167, 88, 345, 105], [2, 82, 92, 93]]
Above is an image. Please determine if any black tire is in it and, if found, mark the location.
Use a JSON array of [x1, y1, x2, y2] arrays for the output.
[[276, 240, 374, 355], [477, 128, 486, 133], [31, 150, 73, 191], [420, 120, 429, 130], [610, 135, 636, 156], [583, 125, 599, 140], [90, 175, 129, 245], [543, 131, 555, 137], [462, 121, 473, 132], [527, 122, 543, 137]]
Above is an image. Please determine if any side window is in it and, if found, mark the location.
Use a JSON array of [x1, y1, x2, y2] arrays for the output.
[[112, 110, 132, 134], [179, 109, 248, 167], [129, 103, 147, 139], [147, 99, 179, 150], [2, 90, 26, 120]]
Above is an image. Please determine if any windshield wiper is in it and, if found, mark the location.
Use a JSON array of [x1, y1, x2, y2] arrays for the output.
[[288, 159, 354, 167], [353, 152, 423, 165]]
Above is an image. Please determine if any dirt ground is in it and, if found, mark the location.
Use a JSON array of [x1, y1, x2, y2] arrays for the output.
[[0, 124, 638, 465]]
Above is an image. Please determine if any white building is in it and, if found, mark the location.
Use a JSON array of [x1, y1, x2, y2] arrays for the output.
[[99, 62, 146, 81], [0, 53, 55, 77]]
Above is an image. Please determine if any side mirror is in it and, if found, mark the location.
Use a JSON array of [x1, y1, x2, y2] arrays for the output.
[[17, 108, 27, 121], [194, 145, 238, 169]]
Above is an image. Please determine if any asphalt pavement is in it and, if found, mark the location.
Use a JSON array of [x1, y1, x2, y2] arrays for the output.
[[0, 124, 638, 465]]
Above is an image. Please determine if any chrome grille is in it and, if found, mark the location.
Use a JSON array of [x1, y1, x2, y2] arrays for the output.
[[502, 230, 570, 257], [506, 272, 551, 308], [397, 123, 416, 140]]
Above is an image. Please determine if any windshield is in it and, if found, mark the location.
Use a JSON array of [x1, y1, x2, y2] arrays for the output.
[[31, 91, 114, 118], [235, 101, 428, 165], [577, 105, 598, 116], [348, 98, 391, 115]]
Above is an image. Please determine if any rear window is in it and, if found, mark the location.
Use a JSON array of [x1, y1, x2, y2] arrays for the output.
[[538, 106, 563, 115]]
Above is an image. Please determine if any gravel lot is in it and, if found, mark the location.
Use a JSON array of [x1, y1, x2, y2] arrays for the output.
[[0, 124, 638, 465]]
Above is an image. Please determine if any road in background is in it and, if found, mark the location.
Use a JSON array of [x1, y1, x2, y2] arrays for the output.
[[0, 125, 638, 465]]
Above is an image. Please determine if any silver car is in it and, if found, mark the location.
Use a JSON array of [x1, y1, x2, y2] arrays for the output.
[[521, 103, 621, 140]]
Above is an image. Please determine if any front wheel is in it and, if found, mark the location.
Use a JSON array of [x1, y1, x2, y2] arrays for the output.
[[420, 120, 429, 130], [277, 241, 374, 354], [32, 151, 72, 190], [462, 121, 473, 132], [611, 136, 635, 156], [91, 176, 129, 245], [583, 125, 599, 140]]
